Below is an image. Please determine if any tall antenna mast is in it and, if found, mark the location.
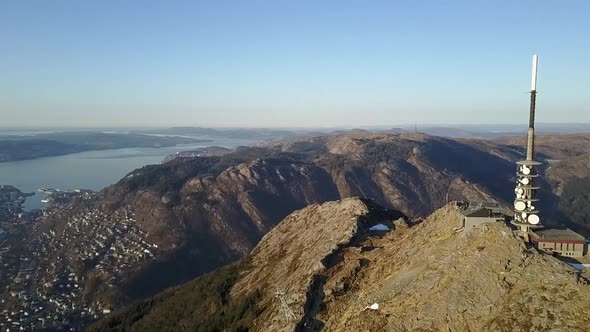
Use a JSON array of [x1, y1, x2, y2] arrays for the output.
[[526, 54, 538, 161], [513, 55, 542, 234]]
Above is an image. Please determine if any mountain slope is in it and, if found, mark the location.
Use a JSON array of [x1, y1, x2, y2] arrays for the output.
[[289, 133, 515, 216], [90, 198, 590, 332], [99, 132, 521, 302], [546, 152, 590, 234], [79, 133, 518, 303], [8, 132, 590, 330], [317, 203, 590, 331], [87, 198, 406, 331], [57, 154, 341, 305]]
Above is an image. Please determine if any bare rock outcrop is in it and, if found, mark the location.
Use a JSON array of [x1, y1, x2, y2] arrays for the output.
[[232, 198, 404, 331]]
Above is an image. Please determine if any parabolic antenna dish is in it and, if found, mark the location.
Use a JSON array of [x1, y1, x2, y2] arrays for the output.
[[523, 167, 531, 175], [528, 214, 540, 225], [515, 201, 526, 211]]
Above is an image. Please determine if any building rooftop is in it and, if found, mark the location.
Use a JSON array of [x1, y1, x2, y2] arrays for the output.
[[459, 201, 501, 217], [531, 228, 585, 241]]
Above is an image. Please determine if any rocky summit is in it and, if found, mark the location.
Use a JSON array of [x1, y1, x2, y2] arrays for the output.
[[91, 198, 590, 332], [315, 202, 590, 332]]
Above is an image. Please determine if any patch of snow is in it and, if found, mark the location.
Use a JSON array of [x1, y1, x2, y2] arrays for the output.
[[369, 224, 390, 231], [569, 263, 590, 270], [364, 303, 380, 310], [275, 169, 285, 181]]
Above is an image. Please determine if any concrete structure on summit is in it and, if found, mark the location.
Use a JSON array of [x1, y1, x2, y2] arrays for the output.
[[530, 228, 587, 257], [458, 201, 505, 231]]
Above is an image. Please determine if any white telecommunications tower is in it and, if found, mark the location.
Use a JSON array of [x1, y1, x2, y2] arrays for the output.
[[512, 55, 542, 233]]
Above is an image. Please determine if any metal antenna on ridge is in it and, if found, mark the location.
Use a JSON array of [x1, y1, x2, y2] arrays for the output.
[[512, 54, 542, 234]]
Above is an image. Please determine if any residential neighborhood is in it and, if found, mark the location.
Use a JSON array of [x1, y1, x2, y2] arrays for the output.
[[0, 202, 160, 331]]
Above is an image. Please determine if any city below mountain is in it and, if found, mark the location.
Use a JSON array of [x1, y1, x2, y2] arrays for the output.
[[1, 130, 590, 331]]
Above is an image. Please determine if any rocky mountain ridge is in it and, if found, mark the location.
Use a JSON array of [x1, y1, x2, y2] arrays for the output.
[[90, 198, 590, 331], [84, 132, 520, 303]]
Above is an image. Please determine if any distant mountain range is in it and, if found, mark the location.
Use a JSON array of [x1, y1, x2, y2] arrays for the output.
[[0, 132, 209, 162], [142, 123, 590, 138], [3, 125, 590, 162]]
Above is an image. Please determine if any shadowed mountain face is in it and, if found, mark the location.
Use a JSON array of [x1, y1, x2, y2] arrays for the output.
[[314, 133, 519, 216], [18, 132, 590, 328], [544, 152, 590, 235], [89, 198, 590, 332], [85, 153, 341, 304], [498, 134, 590, 234]]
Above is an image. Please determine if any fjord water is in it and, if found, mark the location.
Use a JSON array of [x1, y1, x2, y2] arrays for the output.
[[0, 137, 257, 210]]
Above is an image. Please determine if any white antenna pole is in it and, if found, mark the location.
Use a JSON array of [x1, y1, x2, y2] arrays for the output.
[[531, 54, 538, 91], [526, 54, 538, 161]]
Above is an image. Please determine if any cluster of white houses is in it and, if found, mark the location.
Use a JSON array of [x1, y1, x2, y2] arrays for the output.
[[0, 206, 161, 330]]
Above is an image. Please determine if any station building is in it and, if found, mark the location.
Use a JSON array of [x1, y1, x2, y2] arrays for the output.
[[458, 201, 505, 231], [530, 228, 587, 257]]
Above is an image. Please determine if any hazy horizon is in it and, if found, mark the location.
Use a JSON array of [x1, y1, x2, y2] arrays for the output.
[[2, 122, 590, 132], [2, 1, 589, 127]]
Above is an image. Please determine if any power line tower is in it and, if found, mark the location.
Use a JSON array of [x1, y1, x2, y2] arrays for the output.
[[275, 288, 296, 321]]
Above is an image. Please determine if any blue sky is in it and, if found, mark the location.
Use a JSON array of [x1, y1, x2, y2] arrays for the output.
[[1, 1, 589, 128]]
